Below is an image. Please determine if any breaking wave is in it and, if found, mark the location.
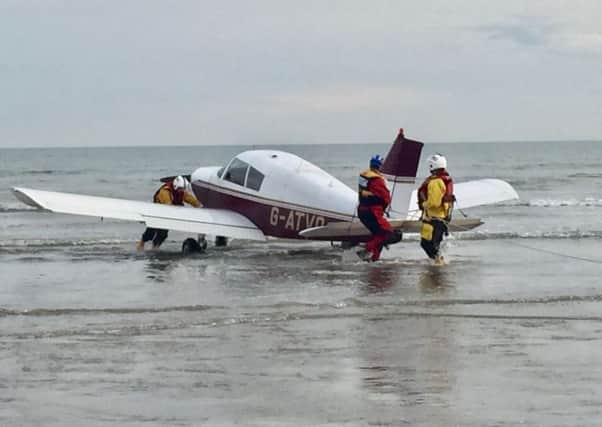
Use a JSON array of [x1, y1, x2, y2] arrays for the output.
[[523, 198, 602, 207], [450, 230, 602, 241], [399, 228, 602, 241]]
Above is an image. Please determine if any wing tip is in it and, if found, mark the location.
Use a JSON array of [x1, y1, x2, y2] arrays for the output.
[[478, 179, 520, 202], [12, 187, 45, 209], [495, 179, 520, 201]]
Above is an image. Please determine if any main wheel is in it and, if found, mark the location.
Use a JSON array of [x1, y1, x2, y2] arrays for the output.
[[181, 238, 204, 255], [386, 230, 403, 245]]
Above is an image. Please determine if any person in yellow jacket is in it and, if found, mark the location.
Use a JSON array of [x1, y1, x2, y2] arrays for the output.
[[136, 176, 202, 250], [417, 154, 455, 264]]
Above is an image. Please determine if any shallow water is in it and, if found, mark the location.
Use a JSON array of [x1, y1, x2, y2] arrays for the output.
[[3, 142, 602, 425]]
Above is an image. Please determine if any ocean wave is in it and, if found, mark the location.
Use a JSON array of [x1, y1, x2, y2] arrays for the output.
[[1, 229, 600, 251], [22, 169, 55, 175], [3, 296, 602, 322], [568, 173, 602, 178], [21, 169, 85, 176], [509, 161, 602, 171], [0, 305, 213, 317], [0, 206, 37, 213], [346, 294, 602, 307], [451, 230, 602, 241], [0, 238, 132, 248], [521, 198, 602, 207]]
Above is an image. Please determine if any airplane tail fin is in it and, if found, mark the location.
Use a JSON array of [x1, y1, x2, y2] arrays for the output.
[[381, 128, 424, 218]]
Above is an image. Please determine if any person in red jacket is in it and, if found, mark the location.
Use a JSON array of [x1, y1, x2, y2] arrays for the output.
[[357, 155, 394, 261]]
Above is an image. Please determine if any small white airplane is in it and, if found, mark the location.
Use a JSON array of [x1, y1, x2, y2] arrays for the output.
[[12, 128, 518, 254]]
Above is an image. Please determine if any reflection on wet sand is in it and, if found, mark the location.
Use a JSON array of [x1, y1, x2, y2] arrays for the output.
[[418, 265, 452, 293], [363, 264, 399, 293], [355, 264, 457, 423], [144, 254, 178, 283], [357, 319, 457, 423]]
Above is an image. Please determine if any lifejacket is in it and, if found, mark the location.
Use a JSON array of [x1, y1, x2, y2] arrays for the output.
[[358, 169, 386, 207], [153, 182, 184, 205], [417, 171, 455, 220]]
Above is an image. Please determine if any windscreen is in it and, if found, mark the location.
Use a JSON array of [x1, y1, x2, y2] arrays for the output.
[[223, 158, 249, 186], [246, 167, 264, 191]]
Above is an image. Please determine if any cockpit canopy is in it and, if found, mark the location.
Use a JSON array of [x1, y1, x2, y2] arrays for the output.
[[215, 150, 355, 215], [218, 157, 265, 191]]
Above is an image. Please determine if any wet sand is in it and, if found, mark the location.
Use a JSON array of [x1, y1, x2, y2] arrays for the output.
[[3, 237, 602, 426]]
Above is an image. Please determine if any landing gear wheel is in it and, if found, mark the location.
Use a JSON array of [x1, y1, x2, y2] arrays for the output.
[[386, 230, 403, 245], [338, 241, 359, 250], [181, 238, 206, 255]]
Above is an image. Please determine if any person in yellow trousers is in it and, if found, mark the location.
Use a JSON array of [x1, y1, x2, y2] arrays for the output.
[[417, 154, 455, 264], [137, 176, 202, 250]]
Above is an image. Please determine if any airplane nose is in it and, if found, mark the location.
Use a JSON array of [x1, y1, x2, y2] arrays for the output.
[[191, 166, 220, 183]]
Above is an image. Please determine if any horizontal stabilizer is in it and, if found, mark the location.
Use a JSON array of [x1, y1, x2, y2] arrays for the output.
[[12, 187, 266, 241], [407, 178, 519, 220], [299, 217, 483, 241]]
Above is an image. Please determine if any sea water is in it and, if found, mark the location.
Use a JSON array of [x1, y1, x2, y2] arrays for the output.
[[2, 141, 602, 426]]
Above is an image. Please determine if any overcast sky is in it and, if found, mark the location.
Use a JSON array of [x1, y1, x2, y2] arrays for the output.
[[1, 0, 601, 147]]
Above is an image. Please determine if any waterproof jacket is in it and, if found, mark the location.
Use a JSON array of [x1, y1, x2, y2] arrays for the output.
[[419, 174, 452, 220], [153, 184, 201, 207], [358, 169, 391, 208]]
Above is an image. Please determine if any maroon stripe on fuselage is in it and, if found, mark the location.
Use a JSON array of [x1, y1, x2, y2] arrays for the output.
[[192, 181, 349, 240]]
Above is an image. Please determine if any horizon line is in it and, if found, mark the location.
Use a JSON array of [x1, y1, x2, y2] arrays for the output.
[[1, 138, 601, 150]]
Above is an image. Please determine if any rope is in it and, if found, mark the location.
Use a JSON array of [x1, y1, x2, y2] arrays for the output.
[[500, 240, 602, 265], [449, 202, 602, 265]]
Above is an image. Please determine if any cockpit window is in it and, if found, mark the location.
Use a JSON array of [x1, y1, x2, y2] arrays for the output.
[[217, 167, 224, 178], [223, 158, 249, 186], [246, 167, 264, 191]]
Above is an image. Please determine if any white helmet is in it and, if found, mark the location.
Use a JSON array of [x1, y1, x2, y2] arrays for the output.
[[427, 154, 447, 172], [172, 175, 187, 190]]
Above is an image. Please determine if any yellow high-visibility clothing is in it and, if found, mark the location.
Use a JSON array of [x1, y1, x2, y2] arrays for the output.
[[154, 186, 202, 207], [420, 177, 450, 240]]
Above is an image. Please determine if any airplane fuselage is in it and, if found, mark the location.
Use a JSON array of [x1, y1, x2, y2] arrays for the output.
[[190, 150, 357, 240]]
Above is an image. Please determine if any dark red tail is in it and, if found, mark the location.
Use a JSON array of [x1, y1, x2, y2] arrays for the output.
[[381, 128, 424, 218], [381, 128, 423, 182]]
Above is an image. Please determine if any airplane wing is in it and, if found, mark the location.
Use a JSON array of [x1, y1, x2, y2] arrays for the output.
[[406, 178, 519, 220], [12, 187, 266, 241], [300, 178, 517, 241], [298, 217, 484, 241]]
